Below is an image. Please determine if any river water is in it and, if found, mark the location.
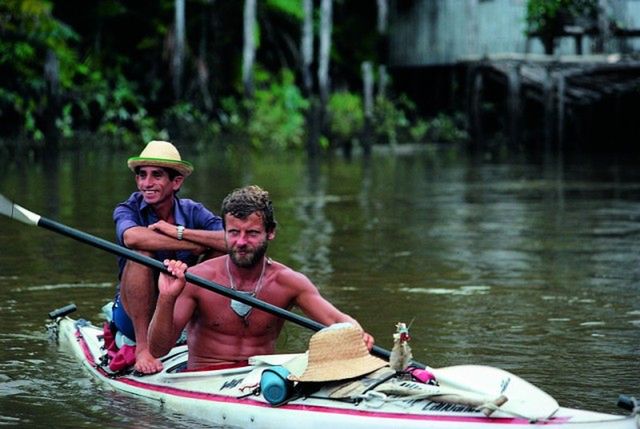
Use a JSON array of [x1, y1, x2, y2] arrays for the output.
[[0, 145, 638, 427]]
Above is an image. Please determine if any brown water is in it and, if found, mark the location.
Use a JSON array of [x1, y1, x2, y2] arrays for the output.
[[0, 145, 639, 427]]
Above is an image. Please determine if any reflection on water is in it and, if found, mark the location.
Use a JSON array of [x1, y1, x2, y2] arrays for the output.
[[1, 145, 639, 426]]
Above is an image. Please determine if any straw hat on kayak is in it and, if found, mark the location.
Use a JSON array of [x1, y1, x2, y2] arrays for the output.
[[127, 140, 194, 177], [290, 323, 387, 382]]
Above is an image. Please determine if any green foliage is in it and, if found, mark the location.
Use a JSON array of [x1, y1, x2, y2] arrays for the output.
[[0, 1, 465, 152], [373, 95, 411, 145], [78, 71, 160, 147], [218, 96, 244, 130], [426, 113, 468, 143], [0, 0, 161, 145], [267, 0, 303, 20], [328, 91, 364, 142], [162, 101, 221, 141], [373, 95, 467, 144], [525, 0, 599, 52], [409, 119, 429, 142], [245, 69, 309, 150], [0, 0, 79, 140]]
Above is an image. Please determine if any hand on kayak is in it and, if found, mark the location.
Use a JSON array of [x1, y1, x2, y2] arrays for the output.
[[159, 259, 188, 297]]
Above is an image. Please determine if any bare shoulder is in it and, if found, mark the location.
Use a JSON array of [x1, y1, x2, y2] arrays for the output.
[[188, 255, 225, 277], [182, 256, 227, 301], [270, 260, 316, 291]]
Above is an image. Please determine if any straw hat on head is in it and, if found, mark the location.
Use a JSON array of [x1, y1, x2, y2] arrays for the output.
[[289, 323, 387, 383], [127, 140, 194, 177]]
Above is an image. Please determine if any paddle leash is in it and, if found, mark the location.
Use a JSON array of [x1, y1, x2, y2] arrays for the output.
[[0, 193, 410, 366]]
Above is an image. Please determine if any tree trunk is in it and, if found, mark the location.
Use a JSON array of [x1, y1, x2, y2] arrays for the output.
[[43, 49, 60, 148], [173, 0, 185, 99], [375, 0, 389, 67], [377, 64, 388, 99], [594, 0, 610, 53], [376, 0, 388, 34], [302, 0, 319, 157], [318, 0, 332, 106], [301, 0, 314, 96], [196, 2, 214, 112], [362, 61, 374, 156], [242, 0, 257, 99]]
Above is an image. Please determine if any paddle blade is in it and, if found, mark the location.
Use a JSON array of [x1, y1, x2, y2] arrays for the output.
[[0, 194, 41, 226], [432, 365, 559, 420]]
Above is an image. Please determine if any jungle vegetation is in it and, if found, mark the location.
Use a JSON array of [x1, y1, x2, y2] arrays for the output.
[[2, 0, 601, 153]]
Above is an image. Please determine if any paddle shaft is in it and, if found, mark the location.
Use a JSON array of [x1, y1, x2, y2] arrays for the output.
[[29, 212, 408, 365]]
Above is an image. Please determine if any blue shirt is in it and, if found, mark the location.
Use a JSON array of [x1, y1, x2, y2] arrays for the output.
[[113, 192, 223, 277]]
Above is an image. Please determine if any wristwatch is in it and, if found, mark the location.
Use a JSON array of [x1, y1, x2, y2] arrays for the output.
[[176, 225, 185, 240]]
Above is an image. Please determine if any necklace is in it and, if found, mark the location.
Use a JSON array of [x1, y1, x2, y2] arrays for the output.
[[226, 255, 267, 324]]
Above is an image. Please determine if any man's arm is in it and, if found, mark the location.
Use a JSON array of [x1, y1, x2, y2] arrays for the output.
[[147, 220, 226, 253], [113, 196, 226, 254], [180, 227, 226, 252], [289, 270, 375, 349], [123, 226, 210, 253], [148, 260, 195, 357]]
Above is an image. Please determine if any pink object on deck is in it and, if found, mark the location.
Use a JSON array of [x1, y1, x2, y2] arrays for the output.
[[410, 367, 437, 385], [109, 344, 136, 372], [102, 322, 136, 372]]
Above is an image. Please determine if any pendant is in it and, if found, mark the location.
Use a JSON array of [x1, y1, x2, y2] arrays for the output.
[[230, 291, 254, 322]]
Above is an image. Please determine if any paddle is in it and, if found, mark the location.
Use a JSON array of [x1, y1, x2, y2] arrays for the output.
[[0, 193, 559, 420]]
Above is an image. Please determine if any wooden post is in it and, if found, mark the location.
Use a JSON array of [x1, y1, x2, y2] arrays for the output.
[[377, 64, 388, 100], [543, 68, 556, 151], [468, 65, 484, 148], [575, 34, 583, 55], [557, 73, 566, 151], [506, 64, 522, 148], [306, 99, 322, 158]]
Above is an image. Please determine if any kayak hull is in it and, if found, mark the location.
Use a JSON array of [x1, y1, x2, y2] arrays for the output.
[[57, 317, 638, 429]]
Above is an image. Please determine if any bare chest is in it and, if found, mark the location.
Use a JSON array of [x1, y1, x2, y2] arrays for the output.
[[194, 283, 291, 335]]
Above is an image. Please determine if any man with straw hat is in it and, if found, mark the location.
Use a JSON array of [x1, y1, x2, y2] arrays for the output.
[[148, 185, 374, 371], [111, 140, 226, 374]]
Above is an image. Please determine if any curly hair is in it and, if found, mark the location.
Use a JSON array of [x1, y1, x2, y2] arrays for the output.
[[221, 185, 276, 232]]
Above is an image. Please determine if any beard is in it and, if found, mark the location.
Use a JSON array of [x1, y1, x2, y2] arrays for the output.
[[229, 239, 268, 268]]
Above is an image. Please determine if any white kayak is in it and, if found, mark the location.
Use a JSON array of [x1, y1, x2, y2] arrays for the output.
[[51, 311, 639, 429]]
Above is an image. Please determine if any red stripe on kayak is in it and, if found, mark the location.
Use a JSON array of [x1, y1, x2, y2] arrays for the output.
[[76, 329, 98, 363], [73, 327, 569, 426]]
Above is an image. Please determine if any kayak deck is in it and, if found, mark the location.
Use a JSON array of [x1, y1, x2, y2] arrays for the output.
[[55, 317, 639, 429]]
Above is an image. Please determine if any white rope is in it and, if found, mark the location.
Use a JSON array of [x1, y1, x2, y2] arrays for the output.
[[355, 390, 445, 409], [355, 390, 554, 423]]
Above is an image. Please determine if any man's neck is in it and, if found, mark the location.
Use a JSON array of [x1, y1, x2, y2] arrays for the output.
[[151, 197, 175, 222], [228, 256, 266, 282]]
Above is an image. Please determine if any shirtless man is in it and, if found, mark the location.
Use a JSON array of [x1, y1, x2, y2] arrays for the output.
[[112, 140, 226, 374], [148, 185, 373, 369]]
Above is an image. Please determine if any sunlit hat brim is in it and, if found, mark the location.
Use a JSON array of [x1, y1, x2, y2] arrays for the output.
[[289, 323, 387, 383], [127, 140, 193, 177], [127, 157, 193, 177], [290, 354, 387, 382]]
